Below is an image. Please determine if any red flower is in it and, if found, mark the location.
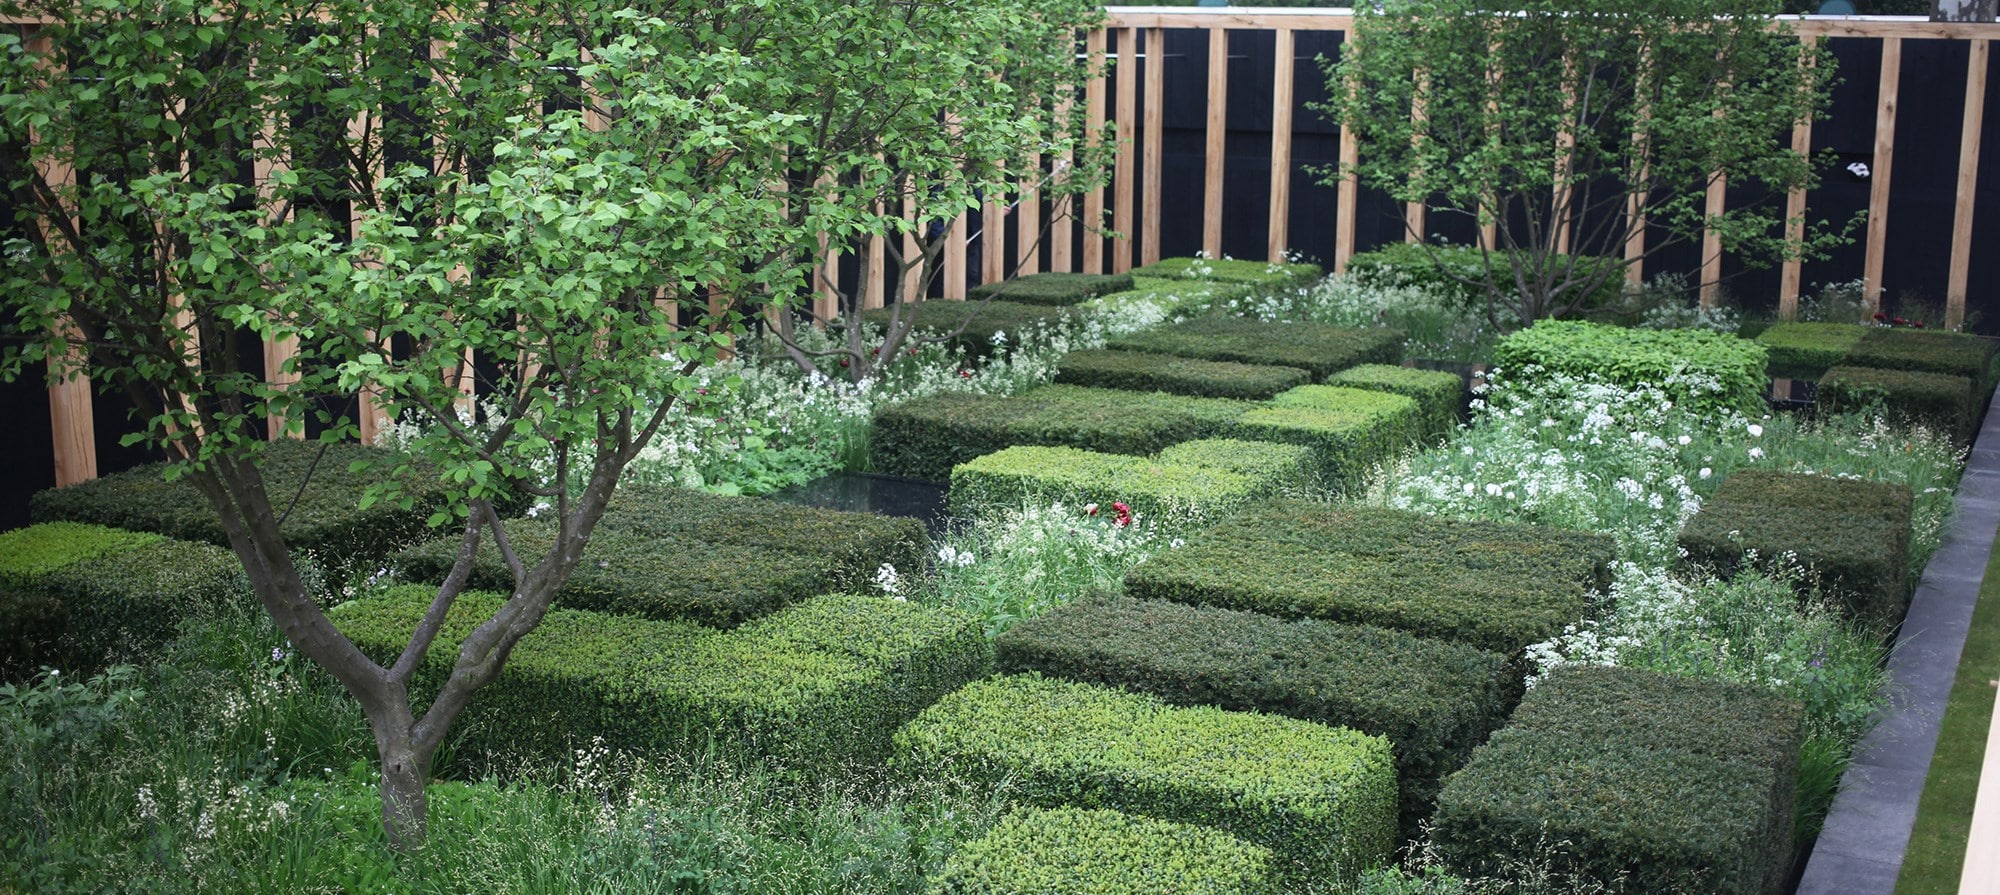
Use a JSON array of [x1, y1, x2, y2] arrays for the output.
[[1914, 321, 1927, 328], [958, 369, 974, 378], [1112, 501, 1133, 526], [1892, 316, 1909, 326], [1873, 313, 1888, 322]]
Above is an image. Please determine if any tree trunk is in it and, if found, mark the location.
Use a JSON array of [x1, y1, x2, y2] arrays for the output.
[[379, 736, 431, 852]]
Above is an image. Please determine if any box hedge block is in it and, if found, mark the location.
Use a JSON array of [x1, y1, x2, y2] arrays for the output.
[[1347, 243, 1624, 315], [1677, 469, 1914, 633], [1848, 327, 1995, 383], [1432, 665, 1804, 895], [1327, 364, 1463, 445], [1230, 385, 1421, 493], [859, 299, 1077, 359], [894, 673, 1397, 881], [1055, 348, 1312, 399], [1125, 499, 1613, 655], [392, 486, 926, 627], [996, 594, 1513, 835], [929, 806, 1279, 895], [1129, 257, 1323, 290], [1754, 322, 1867, 379], [948, 440, 1310, 522], [968, 272, 1135, 307], [871, 384, 1250, 482], [335, 588, 989, 772], [0, 522, 241, 675], [1108, 316, 1404, 381], [1819, 365, 1978, 442], [1494, 319, 1768, 415], [1084, 278, 1255, 318], [1153, 438, 1316, 484]]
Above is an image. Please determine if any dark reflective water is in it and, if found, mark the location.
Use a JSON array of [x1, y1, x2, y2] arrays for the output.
[[767, 472, 952, 534]]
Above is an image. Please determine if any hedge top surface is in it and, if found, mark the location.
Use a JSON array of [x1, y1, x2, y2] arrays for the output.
[[1755, 321, 1866, 356], [1107, 316, 1404, 380], [1053, 348, 1313, 400], [1326, 363, 1462, 396], [0, 522, 163, 581], [1703, 467, 1914, 520], [929, 806, 1279, 895], [1129, 257, 1323, 286], [1849, 327, 1995, 380], [968, 272, 1136, 306], [1494, 319, 1768, 414], [1267, 383, 1422, 419], [1153, 438, 1316, 481]]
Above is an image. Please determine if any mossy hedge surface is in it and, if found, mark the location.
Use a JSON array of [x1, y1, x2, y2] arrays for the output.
[[1128, 257, 1323, 289], [967, 272, 1136, 307], [928, 806, 1279, 895], [1232, 385, 1421, 492], [995, 594, 1513, 835], [1432, 665, 1804, 895], [1124, 499, 1613, 655], [871, 385, 1250, 482], [1818, 365, 1978, 442], [335, 587, 989, 772], [1754, 322, 1867, 379], [1326, 364, 1463, 445], [894, 673, 1397, 881], [393, 486, 926, 628], [1107, 316, 1404, 381], [1054, 348, 1312, 399], [948, 440, 1309, 522], [1494, 319, 1769, 414], [1677, 469, 1914, 633], [858, 300, 1078, 359]]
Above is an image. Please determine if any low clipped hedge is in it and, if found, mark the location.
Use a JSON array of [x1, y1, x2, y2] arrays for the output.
[[968, 272, 1135, 307], [1432, 665, 1804, 895], [1129, 257, 1323, 290], [1229, 385, 1421, 493], [30, 440, 471, 580], [1677, 469, 1914, 634], [1327, 364, 1463, 445], [948, 439, 1310, 522], [929, 806, 1279, 895], [858, 299, 1077, 359], [1108, 316, 1404, 381], [1084, 277, 1255, 318], [871, 384, 1250, 482], [1125, 499, 1613, 655], [1847, 327, 1995, 383], [1494, 319, 1769, 415], [1819, 365, 1978, 442], [996, 594, 1513, 835], [335, 587, 989, 772], [1346, 243, 1625, 314], [0, 522, 241, 675], [1754, 322, 1867, 379], [1054, 348, 1311, 399], [894, 673, 1397, 881], [393, 486, 926, 628]]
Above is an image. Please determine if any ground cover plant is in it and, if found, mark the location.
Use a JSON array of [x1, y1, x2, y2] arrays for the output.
[[1107, 316, 1404, 381], [930, 806, 1280, 895], [948, 439, 1311, 523], [858, 299, 1082, 360]]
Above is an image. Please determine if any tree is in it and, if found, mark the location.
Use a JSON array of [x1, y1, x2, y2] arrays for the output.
[[1321, 0, 1849, 328], [0, 0, 1092, 851]]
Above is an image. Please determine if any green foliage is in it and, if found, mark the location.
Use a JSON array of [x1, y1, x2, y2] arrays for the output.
[[1819, 365, 1978, 443], [1677, 469, 1914, 634], [1153, 438, 1317, 484], [894, 673, 1398, 881], [1328, 364, 1464, 445], [1348, 244, 1624, 318], [968, 272, 1136, 307], [1125, 498, 1614, 655], [336, 587, 989, 772], [1108, 316, 1405, 381], [871, 384, 1250, 481], [929, 806, 1279, 895], [0, 522, 161, 580], [859, 300, 1081, 359], [1848, 328, 1997, 384], [1129, 257, 1323, 289], [1054, 349, 1312, 399], [949, 440, 1308, 523], [393, 485, 926, 627], [1493, 320, 1769, 415], [0, 523, 240, 676], [1754, 322, 1867, 379], [1232, 385, 1423, 493], [1432, 665, 1804, 895], [995, 594, 1513, 836], [1083, 278, 1256, 318]]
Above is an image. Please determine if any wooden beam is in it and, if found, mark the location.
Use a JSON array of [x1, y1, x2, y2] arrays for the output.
[[945, 211, 968, 300], [865, 217, 886, 310], [1701, 174, 1727, 307], [26, 29, 96, 485], [1052, 94, 1075, 273], [815, 229, 839, 322], [1085, 27, 1109, 273], [1113, 27, 1139, 273], [1142, 28, 1166, 266], [1102, 9, 1355, 31], [1779, 35, 1818, 320], [1269, 28, 1296, 263], [1018, 152, 1042, 276], [982, 198, 1007, 286], [1335, 28, 1361, 273], [1948, 39, 1988, 330], [1407, 68, 1429, 245], [1863, 36, 1902, 314], [1203, 27, 1229, 260]]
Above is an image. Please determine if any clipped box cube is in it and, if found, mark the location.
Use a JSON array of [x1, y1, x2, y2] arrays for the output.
[[929, 806, 1279, 895], [1108, 316, 1404, 381]]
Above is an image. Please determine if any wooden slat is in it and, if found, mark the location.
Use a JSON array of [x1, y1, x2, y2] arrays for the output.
[[1142, 28, 1165, 266], [982, 198, 1007, 285], [1792, 17, 1999, 40], [25, 29, 97, 485], [1701, 174, 1727, 307], [1335, 30, 1360, 273], [1085, 28, 1110, 273], [1268, 28, 1296, 263], [1103, 9, 1354, 31], [865, 216, 886, 310], [945, 212, 968, 300], [1406, 68, 1428, 244], [815, 230, 839, 322], [1863, 36, 1902, 314], [1948, 40, 1988, 331], [1203, 27, 1229, 260], [1779, 35, 1818, 320], [1052, 94, 1075, 273], [1624, 46, 1655, 286], [1553, 55, 1577, 255], [1018, 152, 1042, 276], [1114, 27, 1139, 273]]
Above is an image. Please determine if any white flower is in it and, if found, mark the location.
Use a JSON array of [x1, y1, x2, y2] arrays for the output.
[[1748, 447, 1766, 460], [1747, 423, 1764, 437], [1484, 483, 1504, 497], [872, 563, 902, 596], [1677, 434, 1692, 446], [1699, 467, 1712, 479]]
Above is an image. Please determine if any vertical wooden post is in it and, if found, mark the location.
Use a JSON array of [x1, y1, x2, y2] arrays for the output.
[[26, 29, 97, 485], [815, 229, 839, 323], [1862, 36, 1902, 314], [1142, 28, 1166, 267], [1948, 39, 1988, 330], [945, 211, 969, 300], [901, 180, 923, 304], [1268, 29, 1296, 263], [1113, 27, 1139, 273], [1018, 153, 1042, 276], [1406, 68, 1429, 245], [1084, 27, 1109, 273], [1624, 47, 1654, 287], [1051, 95, 1075, 274], [1335, 30, 1361, 273], [1700, 173, 1727, 308], [982, 197, 1007, 285], [1203, 28, 1229, 260], [865, 207, 887, 310], [1553, 56, 1577, 256], [1778, 35, 1817, 319]]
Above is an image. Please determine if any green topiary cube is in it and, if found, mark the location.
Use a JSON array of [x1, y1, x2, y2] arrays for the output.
[[1108, 316, 1403, 381], [1818, 365, 1978, 442], [871, 385, 1250, 481], [948, 439, 1311, 523], [858, 299, 1078, 359], [1494, 319, 1768, 415], [1754, 322, 1867, 379], [929, 806, 1280, 895], [1229, 385, 1420, 493], [968, 272, 1136, 307], [1054, 349, 1311, 399], [1325, 364, 1464, 445]]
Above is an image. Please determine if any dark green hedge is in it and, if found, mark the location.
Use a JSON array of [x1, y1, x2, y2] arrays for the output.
[[392, 486, 927, 628], [1346, 243, 1624, 314], [1754, 322, 1867, 379], [1229, 385, 1420, 493], [1086, 277, 1255, 317], [1326, 364, 1463, 446], [1848, 327, 1995, 384], [335, 587, 989, 773], [929, 806, 1279, 895], [870, 384, 1250, 482], [858, 300, 1078, 359], [1819, 365, 1978, 442], [1494, 320, 1769, 415], [1054, 348, 1311, 399], [968, 272, 1136, 307], [1129, 257, 1323, 289], [1432, 665, 1804, 895], [1153, 438, 1317, 485], [0, 522, 241, 676], [996, 594, 1513, 836], [1125, 499, 1613, 655], [1677, 469, 1914, 634], [1108, 316, 1404, 381], [894, 673, 1397, 882], [948, 440, 1309, 522], [30, 440, 472, 581]]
